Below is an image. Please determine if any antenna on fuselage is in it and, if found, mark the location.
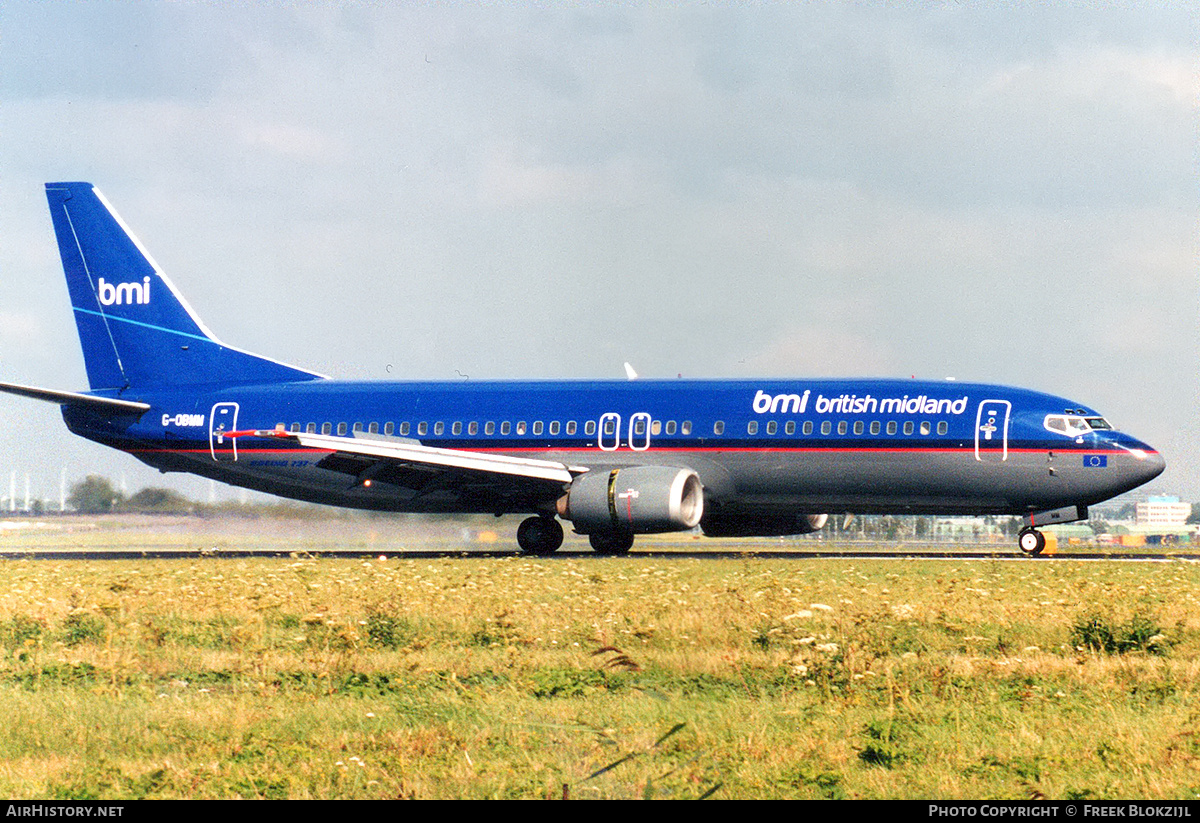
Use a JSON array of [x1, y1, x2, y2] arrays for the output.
[[624, 362, 638, 380]]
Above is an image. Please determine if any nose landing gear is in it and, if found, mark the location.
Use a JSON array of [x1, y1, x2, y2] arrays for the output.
[[1018, 527, 1046, 556]]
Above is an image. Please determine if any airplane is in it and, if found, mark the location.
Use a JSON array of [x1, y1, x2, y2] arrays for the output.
[[0, 182, 1165, 556]]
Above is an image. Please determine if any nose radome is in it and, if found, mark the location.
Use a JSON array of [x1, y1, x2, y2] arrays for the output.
[[1139, 450, 1166, 483]]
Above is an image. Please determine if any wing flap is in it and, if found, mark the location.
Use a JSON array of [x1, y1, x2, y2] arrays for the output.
[[229, 429, 580, 485]]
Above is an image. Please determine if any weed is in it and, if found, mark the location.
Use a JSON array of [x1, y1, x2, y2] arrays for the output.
[[0, 615, 45, 648], [858, 718, 907, 768], [364, 613, 416, 649], [528, 668, 609, 698], [60, 613, 107, 647], [1071, 612, 1171, 655]]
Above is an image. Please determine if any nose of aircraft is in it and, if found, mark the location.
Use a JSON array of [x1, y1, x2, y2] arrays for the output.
[[1113, 436, 1166, 487], [1137, 449, 1167, 484], [1097, 433, 1165, 492]]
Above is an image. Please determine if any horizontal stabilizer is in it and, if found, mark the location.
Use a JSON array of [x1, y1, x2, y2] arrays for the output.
[[0, 381, 150, 414]]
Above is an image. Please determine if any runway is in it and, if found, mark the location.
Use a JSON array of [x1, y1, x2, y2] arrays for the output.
[[1, 548, 1196, 562]]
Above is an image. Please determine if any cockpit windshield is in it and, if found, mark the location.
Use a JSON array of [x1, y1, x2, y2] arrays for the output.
[[1043, 414, 1112, 436]]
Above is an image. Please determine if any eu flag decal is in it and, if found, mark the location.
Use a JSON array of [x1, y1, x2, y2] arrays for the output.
[[1083, 455, 1108, 468]]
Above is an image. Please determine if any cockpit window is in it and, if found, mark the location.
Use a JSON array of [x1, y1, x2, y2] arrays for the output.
[[1044, 414, 1107, 436]]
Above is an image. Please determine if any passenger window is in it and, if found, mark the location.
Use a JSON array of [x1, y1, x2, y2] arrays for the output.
[[385, 422, 394, 435], [485, 422, 495, 435], [869, 421, 881, 435], [469, 422, 478, 435], [434, 422, 444, 435], [820, 421, 832, 435], [337, 423, 348, 435], [937, 421, 948, 435], [786, 421, 795, 435], [418, 422, 428, 436], [352, 422, 363, 433], [713, 421, 725, 435], [290, 423, 300, 433], [747, 421, 759, 435], [652, 420, 662, 436], [308, 423, 317, 433], [837, 421, 848, 435], [585, 421, 596, 436], [632, 419, 645, 436], [853, 421, 864, 435], [399, 422, 410, 436], [766, 421, 777, 435], [886, 421, 898, 435], [920, 421, 931, 435], [566, 421, 577, 435], [549, 421, 560, 435], [517, 421, 527, 435], [903, 421, 914, 435], [501, 422, 511, 435], [368, 422, 378, 434], [802, 421, 813, 435], [681, 421, 692, 435], [666, 421, 677, 435], [603, 418, 616, 436], [452, 422, 463, 435], [533, 421, 543, 435]]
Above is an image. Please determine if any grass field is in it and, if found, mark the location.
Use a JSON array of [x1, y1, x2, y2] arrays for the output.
[[0, 517, 1198, 799]]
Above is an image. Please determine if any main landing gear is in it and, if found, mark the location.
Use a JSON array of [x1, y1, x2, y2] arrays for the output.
[[588, 531, 634, 556], [517, 516, 564, 556], [1018, 527, 1047, 556], [515, 516, 636, 556]]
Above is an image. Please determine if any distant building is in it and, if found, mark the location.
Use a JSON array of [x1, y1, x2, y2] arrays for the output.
[[1135, 495, 1191, 527]]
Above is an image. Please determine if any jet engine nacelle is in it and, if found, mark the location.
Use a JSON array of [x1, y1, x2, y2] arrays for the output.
[[700, 510, 828, 538], [557, 466, 704, 534]]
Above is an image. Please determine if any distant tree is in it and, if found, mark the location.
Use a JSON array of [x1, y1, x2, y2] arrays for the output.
[[67, 476, 124, 514], [122, 487, 192, 514], [1188, 504, 1200, 525]]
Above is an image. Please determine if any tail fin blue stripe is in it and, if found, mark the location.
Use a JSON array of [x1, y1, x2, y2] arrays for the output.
[[46, 182, 324, 390]]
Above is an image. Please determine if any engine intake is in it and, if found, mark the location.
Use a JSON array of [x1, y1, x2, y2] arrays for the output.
[[557, 466, 704, 534]]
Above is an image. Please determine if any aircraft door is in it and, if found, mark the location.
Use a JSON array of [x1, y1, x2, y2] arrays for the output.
[[598, 413, 621, 451], [629, 412, 652, 451], [974, 400, 1011, 462], [210, 402, 239, 462]]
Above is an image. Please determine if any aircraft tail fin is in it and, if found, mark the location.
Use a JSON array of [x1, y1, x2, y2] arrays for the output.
[[44, 182, 324, 391]]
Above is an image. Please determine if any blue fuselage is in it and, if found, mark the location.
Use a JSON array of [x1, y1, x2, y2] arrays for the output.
[[64, 377, 1164, 519]]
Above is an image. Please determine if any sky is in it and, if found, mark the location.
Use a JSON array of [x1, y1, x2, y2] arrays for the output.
[[0, 2, 1196, 506]]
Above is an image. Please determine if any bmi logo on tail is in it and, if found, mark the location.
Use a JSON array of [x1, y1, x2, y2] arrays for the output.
[[97, 276, 151, 306]]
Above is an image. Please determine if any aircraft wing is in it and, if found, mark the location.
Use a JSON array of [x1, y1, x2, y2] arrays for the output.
[[226, 429, 584, 506]]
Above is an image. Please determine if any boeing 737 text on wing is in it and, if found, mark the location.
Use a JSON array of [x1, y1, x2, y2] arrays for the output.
[[0, 183, 1165, 555]]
